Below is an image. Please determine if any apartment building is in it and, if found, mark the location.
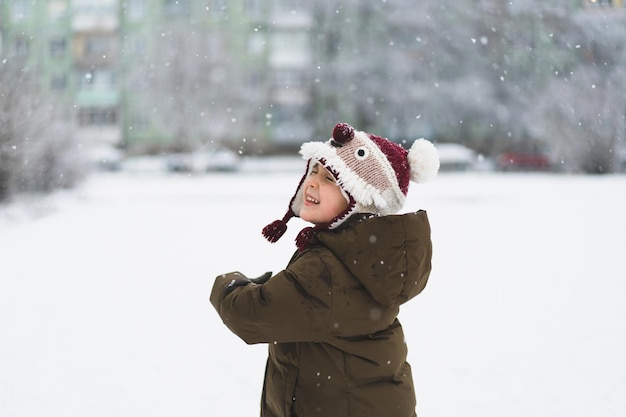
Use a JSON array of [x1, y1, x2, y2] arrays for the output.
[[13, 1, 618, 154], [0, 0, 120, 149], [1, 0, 315, 152]]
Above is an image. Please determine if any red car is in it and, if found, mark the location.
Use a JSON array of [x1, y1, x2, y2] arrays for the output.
[[496, 152, 552, 171]]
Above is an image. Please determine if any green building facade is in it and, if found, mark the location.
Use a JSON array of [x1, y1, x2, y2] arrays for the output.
[[1, 0, 312, 153]]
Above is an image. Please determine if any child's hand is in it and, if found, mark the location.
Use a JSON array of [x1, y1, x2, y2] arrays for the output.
[[223, 273, 250, 296], [222, 271, 272, 296], [249, 271, 272, 285]]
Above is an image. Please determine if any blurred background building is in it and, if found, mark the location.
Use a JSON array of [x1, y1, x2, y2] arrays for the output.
[[1, 0, 625, 174], [1, 0, 317, 154]]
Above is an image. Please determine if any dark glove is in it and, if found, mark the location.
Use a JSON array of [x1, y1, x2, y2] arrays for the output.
[[223, 273, 251, 296], [249, 271, 272, 285], [223, 272, 272, 296]]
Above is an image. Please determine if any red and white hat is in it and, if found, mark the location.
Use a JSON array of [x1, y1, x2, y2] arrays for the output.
[[262, 122, 439, 250]]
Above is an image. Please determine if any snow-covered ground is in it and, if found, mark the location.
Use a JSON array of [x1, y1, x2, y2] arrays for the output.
[[1, 166, 625, 417]]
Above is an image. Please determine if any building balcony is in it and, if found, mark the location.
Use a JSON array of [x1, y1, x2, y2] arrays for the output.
[[75, 88, 120, 108], [72, 13, 119, 32]]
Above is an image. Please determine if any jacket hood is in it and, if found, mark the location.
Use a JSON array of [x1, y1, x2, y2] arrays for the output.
[[314, 211, 432, 306]]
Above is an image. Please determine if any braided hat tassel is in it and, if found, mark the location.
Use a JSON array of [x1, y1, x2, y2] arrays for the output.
[[262, 210, 294, 243]]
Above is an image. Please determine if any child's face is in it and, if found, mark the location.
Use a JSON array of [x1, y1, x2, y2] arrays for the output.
[[300, 163, 349, 225]]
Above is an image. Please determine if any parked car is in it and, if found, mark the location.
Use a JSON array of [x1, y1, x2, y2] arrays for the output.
[[435, 143, 478, 171], [166, 146, 241, 173], [87, 145, 124, 171], [496, 152, 552, 171]]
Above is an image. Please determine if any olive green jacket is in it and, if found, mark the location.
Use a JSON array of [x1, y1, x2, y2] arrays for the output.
[[211, 211, 432, 417]]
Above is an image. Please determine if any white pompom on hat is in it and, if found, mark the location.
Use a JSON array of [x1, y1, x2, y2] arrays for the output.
[[262, 123, 439, 250], [408, 138, 441, 184]]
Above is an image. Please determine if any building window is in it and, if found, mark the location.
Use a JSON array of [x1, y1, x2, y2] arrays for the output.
[[124, 0, 146, 21], [129, 111, 150, 130], [48, 1, 68, 20], [51, 74, 68, 91], [164, 0, 191, 17], [206, 32, 226, 58], [210, 0, 227, 16], [11, 0, 30, 21], [248, 33, 266, 55], [14, 37, 29, 57], [78, 69, 116, 91], [273, 0, 309, 14], [78, 108, 118, 126], [125, 34, 147, 56], [270, 31, 310, 66], [272, 68, 305, 89], [50, 37, 67, 58], [245, 0, 263, 17], [85, 36, 112, 57]]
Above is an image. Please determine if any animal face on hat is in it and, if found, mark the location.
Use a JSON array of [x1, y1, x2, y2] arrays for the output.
[[262, 123, 439, 250]]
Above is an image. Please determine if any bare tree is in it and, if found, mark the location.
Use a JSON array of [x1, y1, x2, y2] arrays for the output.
[[0, 58, 83, 201], [526, 8, 626, 173], [307, 0, 624, 173]]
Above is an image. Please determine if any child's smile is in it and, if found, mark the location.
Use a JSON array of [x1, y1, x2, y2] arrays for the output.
[[305, 193, 320, 205]]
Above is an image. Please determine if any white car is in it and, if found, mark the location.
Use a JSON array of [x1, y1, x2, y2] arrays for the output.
[[435, 143, 478, 171], [166, 146, 241, 173], [88, 145, 124, 171]]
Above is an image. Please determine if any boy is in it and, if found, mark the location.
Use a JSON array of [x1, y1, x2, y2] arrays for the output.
[[211, 123, 439, 417]]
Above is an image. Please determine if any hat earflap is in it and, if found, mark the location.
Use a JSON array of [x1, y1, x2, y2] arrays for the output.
[[408, 139, 440, 183], [261, 160, 311, 243]]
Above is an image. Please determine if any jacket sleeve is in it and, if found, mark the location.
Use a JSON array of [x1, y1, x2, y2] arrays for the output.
[[210, 251, 332, 344]]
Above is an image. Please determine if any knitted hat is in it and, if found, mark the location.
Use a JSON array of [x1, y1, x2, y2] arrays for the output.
[[262, 122, 439, 250]]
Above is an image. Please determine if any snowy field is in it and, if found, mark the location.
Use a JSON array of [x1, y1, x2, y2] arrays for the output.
[[1, 165, 625, 417]]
